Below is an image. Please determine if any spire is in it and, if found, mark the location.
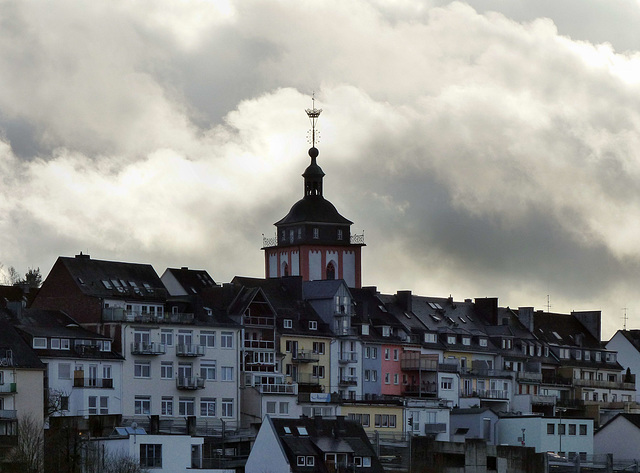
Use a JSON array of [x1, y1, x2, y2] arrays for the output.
[[303, 94, 324, 197]]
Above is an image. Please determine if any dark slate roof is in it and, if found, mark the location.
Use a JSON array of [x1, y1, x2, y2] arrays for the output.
[[270, 416, 384, 473], [0, 312, 45, 370], [231, 277, 331, 337], [275, 196, 352, 226], [617, 330, 640, 352], [533, 312, 601, 348], [55, 254, 167, 302], [303, 280, 348, 300], [598, 413, 640, 432], [163, 267, 216, 295]]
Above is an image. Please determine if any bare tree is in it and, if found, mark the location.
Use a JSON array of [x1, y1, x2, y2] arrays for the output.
[[83, 446, 149, 473], [46, 388, 71, 418], [7, 414, 44, 473]]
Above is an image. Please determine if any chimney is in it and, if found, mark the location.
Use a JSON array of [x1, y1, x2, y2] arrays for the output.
[[475, 298, 499, 325], [518, 307, 535, 332], [572, 311, 601, 342], [75, 252, 90, 259], [396, 291, 412, 313]]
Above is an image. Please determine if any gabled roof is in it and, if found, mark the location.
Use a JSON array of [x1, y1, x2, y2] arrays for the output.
[[52, 254, 166, 302], [533, 312, 601, 348], [269, 416, 384, 473], [303, 279, 349, 300], [597, 412, 640, 433], [616, 330, 640, 352], [0, 311, 45, 370], [162, 267, 216, 295]]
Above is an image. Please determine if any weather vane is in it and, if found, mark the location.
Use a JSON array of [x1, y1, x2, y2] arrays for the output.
[[305, 93, 322, 148]]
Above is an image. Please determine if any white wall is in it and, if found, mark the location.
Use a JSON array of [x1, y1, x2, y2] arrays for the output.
[[245, 417, 291, 473], [594, 416, 640, 460]]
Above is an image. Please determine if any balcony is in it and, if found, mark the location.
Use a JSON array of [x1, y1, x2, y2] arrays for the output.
[[338, 376, 358, 386], [477, 389, 509, 400], [333, 326, 357, 337], [531, 395, 556, 405], [0, 383, 16, 394], [472, 368, 512, 378], [401, 355, 438, 371], [243, 315, 275, 327], [296, 373, 320, 385], [176, 344, 205, 357], [574, 378, 635, 390], [258, 383, 298, 395], [244, 339, 275, 350], [424, 423, 447, 434], [102, 308, 193, 324], [292, 350, 320, 363], [131, 342, 166, 355], [176, 376, 205, 390], [517, 371, 543, 383], [0, 410, 16, 420], [338, 351, 358, 364], [73, 378, 114, 389], [438, 363, 460, 373], [0, 350, 13, 367], [404, 384, 438, 397], [542, 375, 573, 386]]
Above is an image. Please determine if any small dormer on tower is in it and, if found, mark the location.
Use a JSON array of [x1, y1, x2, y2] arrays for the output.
[[262, 98, 365, 288]]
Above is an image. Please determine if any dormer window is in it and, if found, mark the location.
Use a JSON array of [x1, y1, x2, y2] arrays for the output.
[[595, 351, 601, 362], [284, 319, 292, 329], [425, 333, 437, 343], [575, 350, 582, 360], [479, 338, 487, 347], [447, 335, 456, 344], [382, 326, 391, 337], [33, 337, 47, 349], [462, 337, 470, 346], [313, 228, 319, 239], [309, 321, 317, 330], [362, 325, 370, 336], [337, 229, 343, 240]]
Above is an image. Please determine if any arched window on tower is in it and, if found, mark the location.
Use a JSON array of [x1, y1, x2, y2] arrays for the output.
[[282, 262, 289, 277], [326, 262, 336, 280]]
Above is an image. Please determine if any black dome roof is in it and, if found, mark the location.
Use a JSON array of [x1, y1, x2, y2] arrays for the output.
[[275, 196, 352, 226]]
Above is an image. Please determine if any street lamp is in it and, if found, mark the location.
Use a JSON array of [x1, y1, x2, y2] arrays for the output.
[[555, 407, 567, 456]]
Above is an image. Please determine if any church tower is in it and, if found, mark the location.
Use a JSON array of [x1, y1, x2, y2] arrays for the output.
[[262, 99, 365, 288]]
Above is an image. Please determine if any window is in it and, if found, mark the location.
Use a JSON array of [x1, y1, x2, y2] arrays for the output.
[[161, 397, 173, 416], [447, 335, 456, 345], [161, 362, 173, 379], [200, 398, 216, 417], [363, 457, 372, 467], [374, 414, 397, 428], [222, 398, 234, 417], [365, 347, 370, 358], [160, 330, 173, 347], [33, 338, 47, 349], [200, 331, 215, 348], [308, 321, 317, 330], [364, 370, 370, 382], [100, 396, 108, 414], [221, 367, 233, 381], [179, 398, 195, 416], [313, 228, 319, 239], [425, 333, 437, 343], [51, 338, 61, 349], [283, 319, 292, 329], [579, 424, 587, 435], [221, 332, 233, 348], [58, 363, 71, 380], [462, 337, 471, 346], [394, 373, 399, 385], [584, 351, 591, 361], [135, 396, 151, 415], [337, 229, 343, 240], [441, 377, 453, 390], [393, 349, 399, 361], [382, 326, 391, 337], [371, 347, 378, 359], [297, 456, 306, 466], [306, 456, 315, 466], [266, 401, 276, 414], [547, 423, 555, 435], [355, 457, 363, 467], [569, 424, 576, 435], [313, 342, 325, 354], [371, 370, 377, 382], [575, 350, 582, 360], [558, 424, 566, 435], [595, 352, 602, 362], [140, 444, 162, 468], [60, 396, 69, 411], [385, 373, 390, 384], [134, 362, 151, 378], [88, 396, 97, 415], [279, 402, 289, 414], [384, 349, 390, 360], [312, 365, 325, 378]]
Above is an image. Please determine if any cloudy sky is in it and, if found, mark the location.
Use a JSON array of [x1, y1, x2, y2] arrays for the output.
[[1, 0, 640, 338]]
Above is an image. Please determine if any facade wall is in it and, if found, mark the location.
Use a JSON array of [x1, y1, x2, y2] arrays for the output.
[[14, 369, 45, 425], [281, 335, 331, 393], [245, 418, 291, 473], [121, 324, 240, 426], [606, 332, 640, 402], [594, 417, 640, 460], [341, 404, 404, 434], [381, 344, 403, 396], [362, 343, 381, 397], [498, 417, 593, 456]]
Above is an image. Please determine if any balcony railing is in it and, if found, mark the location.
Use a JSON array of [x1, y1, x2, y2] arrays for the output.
[[424, 423, 447, 434], [574, 378, 635, 390], [338, 376, 358, 386], [405, 384, 438, 397], [333, 326, 357, 337], [292, 350, 320, 363], [0, 410, 16, 420], [131, 342, 166, 355], [350, 233, 365, 245], [531, 395, 556, 405], [73, 378, 114, 389], [176, 376, 205, 390], [401, 356, 438, 371], [243, 315, 275, 327], [102, 308, 193, 324], [338, 351, 358, 363], [176, 344, 205, 357], [258, 383, 298, 395], [438, 363, 460, 373], [542, 375, 573, 386], [244, 339, 275, 350], [516, 371, 543, 383], [295, 373, 320, 385], [477, 389, 509, 400], [472, 368, 512, 378], [0, 383, 16, 394]]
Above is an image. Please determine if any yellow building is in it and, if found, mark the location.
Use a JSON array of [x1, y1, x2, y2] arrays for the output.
[[341, 401, 405, 435], [281, 334, 332, 394]]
